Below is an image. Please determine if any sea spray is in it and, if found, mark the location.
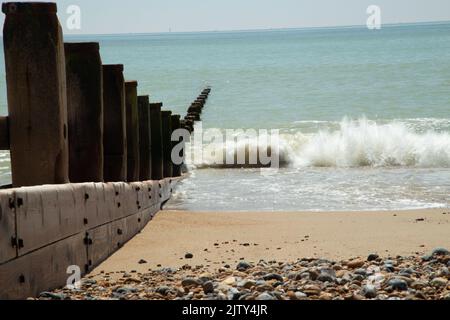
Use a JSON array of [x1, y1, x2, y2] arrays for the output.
[[187, 118, 450, 169]]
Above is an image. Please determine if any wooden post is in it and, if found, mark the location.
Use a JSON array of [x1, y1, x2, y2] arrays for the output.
[[103, 65, 127, 182], [161, 110, 173, 178], [2, 2, 69, 187], [0, 117, 9, 150], [138, 96, 151, 181], [125, 81, 140, 182], [188, 105, 202, 114], [149, 103, 163, 180], [171, 114, 182, 177], [184, 119, 194, 133], [65, 42, 103, 183]]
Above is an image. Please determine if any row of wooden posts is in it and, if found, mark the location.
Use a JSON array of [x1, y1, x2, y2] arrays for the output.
[[0, 2, 211, 189]]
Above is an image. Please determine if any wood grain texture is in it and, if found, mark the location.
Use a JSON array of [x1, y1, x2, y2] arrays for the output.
[[3, 6, 69, 187], [0, 233, 87, 300], [0, 190, 16, 264]]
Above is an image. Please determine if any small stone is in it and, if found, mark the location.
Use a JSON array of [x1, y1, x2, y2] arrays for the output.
[[336, 270, 349, 278], [319, 292, 333, 300], [432, 247, 449, 256], [317, 272, 335, 283], [256, 292, 275, 301], [227, 287, 241, 300], [347, 258, 365, 269], [388, 278, 408, 291], [239, 280, 256, 289], [307, 270, 319, 280], [185, 253, 194, 259], [155, 286, 171, 296], [303, 284, 321, 296], [39, 292, 66, 300], [411, 280, 427, 290], [361, 285, 377, 299], [354, 268, 367, 276], [202, 281, 215, 294], [384, 264, 395, 272], [138, 259, 147, 264], [287, 291, 297, 300], [221, 277, 237, 286], [439, 267, 449, 277], [236, 261, 253, 271], [181, 278, 201, 288], [367, 254, 379, 262], [262, 273, 283, 282], [114, 286, 137, 295], [430, 277, 448, 288], [295, 291, 307, 299], [421, 254, 433, 262]]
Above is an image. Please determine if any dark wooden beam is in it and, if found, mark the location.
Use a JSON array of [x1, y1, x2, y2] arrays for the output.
[[0, 116, 9, 150]]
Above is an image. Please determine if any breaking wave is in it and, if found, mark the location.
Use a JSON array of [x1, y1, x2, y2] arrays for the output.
[[187, 118, 450, 169]]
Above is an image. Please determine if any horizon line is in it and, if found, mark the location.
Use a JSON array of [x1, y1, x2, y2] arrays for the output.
[[62, 19, 450, 37]]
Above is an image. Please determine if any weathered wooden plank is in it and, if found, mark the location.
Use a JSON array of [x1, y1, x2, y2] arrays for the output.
[[0, 116, 9, 150], [138, 96, 151, 181], [125, 81, 140, 182], [123, 212, 143, 244], [161, 111, 173, 178], [15, 184, 83, 256], [86, 223, 112, 272], [65, 42, 104, 183], [111, 182, 140, 220], [103, 64, 127, 182], [3, 2, 69, 187], [0, 233, 87, 300], [0, 189, 16, 264], [149, 103, 163, 180]]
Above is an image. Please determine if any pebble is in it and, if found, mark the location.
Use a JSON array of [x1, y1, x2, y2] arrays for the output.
[[317, 272, 335, 283], [262, 273, 284, 282], [239, 280, 256, 289], [430, 277, 448, 288], [202, 281, 215, 294], [185, 253, 194, 259], [39, 292, 66, 300], [256, 292, 276, 301], [236, 261, 253, 271], [347, 258, 365, 269], [43, 251, 450, 301], [155, 286, 171, 296], [295, 291, 307, 299], [354, 268, 367, 276], [432, 247, 449, 256], [367, 254, 379, 262], [361, 285, 377, 299], [222, 277, 237, 286], [181, 278, 200, 288], [388, 278, 408, 291]]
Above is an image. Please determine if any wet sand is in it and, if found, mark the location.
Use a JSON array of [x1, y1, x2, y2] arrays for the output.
[[92, 208, 450, 273]]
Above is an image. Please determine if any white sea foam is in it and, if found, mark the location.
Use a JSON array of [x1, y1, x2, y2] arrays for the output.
[[190, 118, 450, 168]]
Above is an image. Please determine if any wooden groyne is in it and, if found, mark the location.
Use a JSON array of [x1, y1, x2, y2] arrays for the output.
[[0, 2, 211, 299]]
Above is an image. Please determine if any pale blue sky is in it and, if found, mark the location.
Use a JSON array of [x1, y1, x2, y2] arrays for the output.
[[2, 0, 450, 34]]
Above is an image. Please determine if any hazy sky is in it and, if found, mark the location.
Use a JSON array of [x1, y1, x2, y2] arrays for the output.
[[1, 0, 450, 34]]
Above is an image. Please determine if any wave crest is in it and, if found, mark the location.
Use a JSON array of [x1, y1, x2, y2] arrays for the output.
[[187, 118, 450, 169]]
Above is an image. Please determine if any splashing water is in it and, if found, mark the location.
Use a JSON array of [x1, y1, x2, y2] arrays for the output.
[[189, 118, 450, 169]]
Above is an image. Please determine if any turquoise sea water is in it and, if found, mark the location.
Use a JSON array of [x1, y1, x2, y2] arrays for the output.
[[1, 23, 450, 210]]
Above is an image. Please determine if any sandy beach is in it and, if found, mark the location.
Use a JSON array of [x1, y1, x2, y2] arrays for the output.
[[43, 208, 449, 301], [93, 208, 450, 273]]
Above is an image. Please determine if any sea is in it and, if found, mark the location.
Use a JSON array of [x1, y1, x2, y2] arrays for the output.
[[1, 22, 450, 211]]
